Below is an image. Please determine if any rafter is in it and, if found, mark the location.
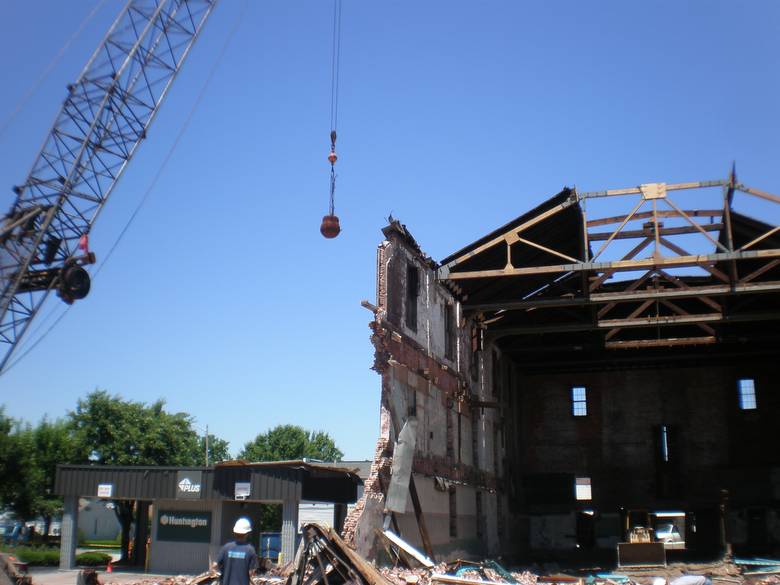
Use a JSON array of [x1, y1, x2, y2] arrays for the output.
[[445, 248, 780, 280], [464, 280, 780, 313]]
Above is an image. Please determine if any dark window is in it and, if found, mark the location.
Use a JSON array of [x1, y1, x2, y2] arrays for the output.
[[386, 255, 403, 326], [444, 303, 456, 360], [449, 487, 457, 538], [476, 491, 484, 541], [572, 386, 587, 416], [738, 378, 757, 410], [469, 325, 481, 380], [405, 263, 419, 331], [491, 350, 499, 397]]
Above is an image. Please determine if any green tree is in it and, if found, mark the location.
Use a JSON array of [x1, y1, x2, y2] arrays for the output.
[[239, 424, 343, 462], [31, 418, 84, 538], [68, 390, 230, 561], [0, 408, 16, 503], [0, 413, 81, 540], [201, 433, 231, 465], [239, 425, 343, 531]]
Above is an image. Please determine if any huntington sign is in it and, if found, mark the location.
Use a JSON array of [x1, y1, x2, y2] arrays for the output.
[[157, 511, 211, 543]]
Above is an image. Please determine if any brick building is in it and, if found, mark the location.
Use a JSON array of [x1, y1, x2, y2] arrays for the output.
[[344, 176, 780, 563]]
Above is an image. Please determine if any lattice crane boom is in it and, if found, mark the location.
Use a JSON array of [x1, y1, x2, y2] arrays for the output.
[[0, 0, 218, 372]]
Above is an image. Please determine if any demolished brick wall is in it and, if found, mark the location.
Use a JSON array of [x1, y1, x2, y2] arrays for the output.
[[343, 221, 509, 561]]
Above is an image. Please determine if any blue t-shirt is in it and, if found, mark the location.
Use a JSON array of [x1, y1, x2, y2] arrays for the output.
[[216, 540, 258, 585]]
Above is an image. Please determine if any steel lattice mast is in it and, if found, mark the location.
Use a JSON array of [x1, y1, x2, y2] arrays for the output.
[[0, 0, 218, 372]]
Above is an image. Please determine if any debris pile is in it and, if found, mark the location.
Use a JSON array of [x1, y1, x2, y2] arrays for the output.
[[80, 524, 780, 585], [0, 552, 32, 585], [101, 571, 219, 585]]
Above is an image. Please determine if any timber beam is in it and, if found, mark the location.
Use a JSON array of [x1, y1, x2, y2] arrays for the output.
[[440, 248, 780, 280], [488, 311, 780, 337], [464, 280, 780, 313]]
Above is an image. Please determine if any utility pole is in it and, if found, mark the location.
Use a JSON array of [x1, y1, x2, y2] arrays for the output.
[[205, 424, 209, 467]]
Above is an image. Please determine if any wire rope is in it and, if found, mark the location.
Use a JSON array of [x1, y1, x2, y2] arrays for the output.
[[0, 0, 110, 141], [2, 0, 248, 376], [327, 0, 343, 216]]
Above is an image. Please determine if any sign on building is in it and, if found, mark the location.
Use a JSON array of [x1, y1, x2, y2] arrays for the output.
[[157, 511, 211, 543], [176, 470, 203, 500], [97, 483, 113, 498], [235, 482, 250, 500]]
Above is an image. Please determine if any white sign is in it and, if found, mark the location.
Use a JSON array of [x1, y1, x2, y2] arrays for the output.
[[235, 482, 250, 500], [178, 478, 201, 494], [97, 483, 113, 498]]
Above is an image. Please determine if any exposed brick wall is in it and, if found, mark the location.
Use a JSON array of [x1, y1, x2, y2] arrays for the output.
[[344, 226, 507, 559]]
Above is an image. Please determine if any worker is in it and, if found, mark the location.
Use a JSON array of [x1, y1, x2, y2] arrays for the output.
[[214, 518, 258, 585]]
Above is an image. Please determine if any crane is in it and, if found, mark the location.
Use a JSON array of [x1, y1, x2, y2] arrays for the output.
[[0, 0, 218, 372]]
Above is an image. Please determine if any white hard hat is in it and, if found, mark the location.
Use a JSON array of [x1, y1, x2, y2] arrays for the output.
[[653, 578, 667, 585], [233, 517, 252, 534]]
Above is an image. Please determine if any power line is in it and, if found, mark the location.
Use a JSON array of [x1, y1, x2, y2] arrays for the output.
[[0, 0, 109, 141], [2, 0, 248, 376]]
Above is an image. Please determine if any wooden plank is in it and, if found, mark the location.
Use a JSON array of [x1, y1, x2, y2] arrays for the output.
[[442, 200, 574, 270], [605, 336, 716, 349], [589, 223, 723, 242], [739, 226, 780, 252], [660, 299, 717, 335], [663, 197, 729, 252], [407, 475, 434, 560], [431, 575, 508, 585], [740, 259, 780, 283], [491, 310, 780, 336], [591, 197, 646, 262], [381, 529, 434, 568], [604, 299, 654, 340], [515, 235, 580, 263], [587, 209, 721, 228], [580, 180, 725, 201], [597, 270, 655, 318], [737, 184, 780, 205], [445, 248, 780, 279], [656, 269, 722, 312], [589, 238, 652, 292], [600, 313, 722, 328], [658, 237, 730, 283], [465, 280, 780, 313]]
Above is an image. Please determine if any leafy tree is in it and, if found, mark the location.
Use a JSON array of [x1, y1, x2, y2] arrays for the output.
[[31, 418, 84, 538], [68, 390, 229, 561], [0, 413, 81, 540], [201, 433, 231, 465], [239, 425, 342, 532], [0, 408, 16, 500], [239, 424, 343, 462]]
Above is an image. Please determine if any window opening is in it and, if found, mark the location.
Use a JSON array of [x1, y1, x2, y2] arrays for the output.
[[444, 303, 456, 360], [738, 378, 757, 410], [572, 386, 587, 416], [405, 263, 419, 331], [448, 487, 457, 538], [476, 491, 484, 541], [575, 477, 592, 501], [660, 425, 670, 462]]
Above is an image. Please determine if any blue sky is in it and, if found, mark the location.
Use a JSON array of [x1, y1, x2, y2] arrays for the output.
[[1, 1, 778, 459]]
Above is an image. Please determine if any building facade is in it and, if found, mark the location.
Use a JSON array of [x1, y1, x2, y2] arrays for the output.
[[345, 177, 780, 563]]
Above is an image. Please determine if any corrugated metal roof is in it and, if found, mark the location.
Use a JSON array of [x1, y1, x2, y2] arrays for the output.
[[55, 462, 358, 503]]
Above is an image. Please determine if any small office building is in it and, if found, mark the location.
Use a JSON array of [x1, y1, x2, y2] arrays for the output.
[[55, 461, 362, 574]]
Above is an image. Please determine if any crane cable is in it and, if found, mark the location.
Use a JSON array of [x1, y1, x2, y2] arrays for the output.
[[327, 0, 343, 216], [1, 0, 249, 376], [0, 0, 110, 141]]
